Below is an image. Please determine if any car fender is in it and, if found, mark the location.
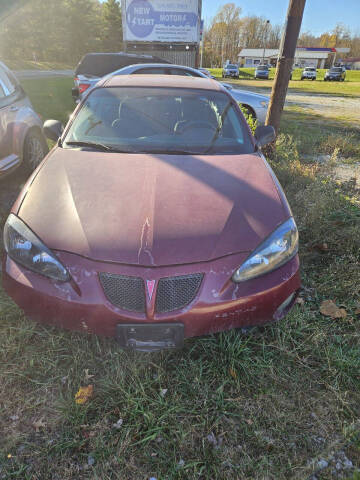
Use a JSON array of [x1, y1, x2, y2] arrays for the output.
[[11, 103, 43, 161]]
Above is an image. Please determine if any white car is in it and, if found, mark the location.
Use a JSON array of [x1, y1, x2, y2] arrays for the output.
[[102, 64, 269, 125], [301, 67, 317, 80]]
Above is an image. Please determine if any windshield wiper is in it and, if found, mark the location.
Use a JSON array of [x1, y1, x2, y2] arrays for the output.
[[64, 141, 139, 153], [65, 141, 113, 151]]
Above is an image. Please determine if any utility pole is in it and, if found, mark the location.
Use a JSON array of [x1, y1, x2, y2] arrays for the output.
[[262, 20, 270, 63], [265, 0, 306, 133]]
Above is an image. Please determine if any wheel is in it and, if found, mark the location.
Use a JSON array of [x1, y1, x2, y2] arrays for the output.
[[23, 130, 49, 173], [312, 77, 315, 81]]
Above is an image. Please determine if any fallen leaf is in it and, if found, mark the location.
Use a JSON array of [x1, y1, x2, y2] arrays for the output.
[[84, 369, 94, 381], [295, 296, 305, 306], [245, 418, 253, 425], [112, 418, 123, 429], [75, 385, 94, 405], [160, 388, 168, 397], [229, 368, 237, 379], [355, 308, 360, 316], [320, 300, 347, 319], [33, 417, 46, 432], [313, 243, 329, 252], [7, 453, 12, 458]]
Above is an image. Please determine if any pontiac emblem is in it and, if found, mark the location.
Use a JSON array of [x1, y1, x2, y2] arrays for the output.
[[146, 280, 155, 300]]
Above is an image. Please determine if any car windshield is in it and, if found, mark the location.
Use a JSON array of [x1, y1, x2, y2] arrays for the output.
[[330, 67, 342, 72], [226, 65, 237, 69], [257, 65, 268, 70], [305, 68, 315, 71], [63, 87, 254, 155]]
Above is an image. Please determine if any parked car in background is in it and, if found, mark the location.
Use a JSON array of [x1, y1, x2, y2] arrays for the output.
[[72, 52, 170, 101], [0, 61, 48, 178], [3, 75, 300, 351], [254, 65, 269, 80], [222, 64, 239, 79], [324, 67, 346, 81], [301, 67, 317, 80], [198, 67, 215, 78], [102, 63, 269, 124]]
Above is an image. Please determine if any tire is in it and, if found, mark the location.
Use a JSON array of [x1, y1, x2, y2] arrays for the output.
[[312, 77, 315, 81], [23, 130, 49, 173]]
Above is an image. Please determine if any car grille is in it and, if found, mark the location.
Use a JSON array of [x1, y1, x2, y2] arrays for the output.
[[155, 274, 203, 313], [99, 273, 203, 314], [99, 273, 146, 313]]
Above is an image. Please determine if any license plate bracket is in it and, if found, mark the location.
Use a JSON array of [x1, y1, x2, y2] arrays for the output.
[[116, 323, 184, 352]]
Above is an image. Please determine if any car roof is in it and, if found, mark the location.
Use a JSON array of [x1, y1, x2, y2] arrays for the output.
[[101, 74, 223, 91]]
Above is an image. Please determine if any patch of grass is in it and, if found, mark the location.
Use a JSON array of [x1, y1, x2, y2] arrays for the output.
[[20, 77, 76, 126], [210, 68, 360, 97], [0, 77, 360, 479], [3, 59, 73, 71]]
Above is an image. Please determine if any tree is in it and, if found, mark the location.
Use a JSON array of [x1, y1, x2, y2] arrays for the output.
[[100, 0, 123, 52]]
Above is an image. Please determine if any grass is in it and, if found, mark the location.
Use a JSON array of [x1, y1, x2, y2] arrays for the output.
[[0, 77, 360, 479], [21, 77, 76, 126], [3, 59, 73, 71], [210, 68, 360, 97]]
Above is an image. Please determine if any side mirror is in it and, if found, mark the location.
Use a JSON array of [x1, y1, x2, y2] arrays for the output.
[[72, 86, 80, 100], [254, 125, 276, 148], [43, 119, 64, 142]]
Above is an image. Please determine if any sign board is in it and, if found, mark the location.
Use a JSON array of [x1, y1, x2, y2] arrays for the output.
[[122, 0, 200, 43]]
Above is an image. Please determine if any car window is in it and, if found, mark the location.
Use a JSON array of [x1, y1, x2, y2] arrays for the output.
[[133, 68, 168, 75], [0, 67, 16, 96], [169, 68, 197, 77], [63, 87, 254, 155]]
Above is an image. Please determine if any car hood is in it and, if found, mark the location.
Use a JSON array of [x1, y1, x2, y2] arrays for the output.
[[18, 148, 288, 266]]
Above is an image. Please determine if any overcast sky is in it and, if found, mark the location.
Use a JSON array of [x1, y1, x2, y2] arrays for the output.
[[203, 0, 360, 35]]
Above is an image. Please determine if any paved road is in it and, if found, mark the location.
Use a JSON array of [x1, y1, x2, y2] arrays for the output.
[[15, 69, 73, 79]]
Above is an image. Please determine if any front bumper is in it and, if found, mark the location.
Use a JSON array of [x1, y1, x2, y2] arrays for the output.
[[2, 251, 300, 339]]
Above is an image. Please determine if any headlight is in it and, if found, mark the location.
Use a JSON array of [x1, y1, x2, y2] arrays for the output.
[[260, 100, 268, 108], [4, 214, 70, 282], [232, 218, 298, 282]]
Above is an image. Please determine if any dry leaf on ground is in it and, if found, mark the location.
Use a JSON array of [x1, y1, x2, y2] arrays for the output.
[[33, 417, 46, 432], [229, 368, 237, 379], [84, 369, 94, 381], [75, 385, 94, 405], [320, 300, 347, 319]]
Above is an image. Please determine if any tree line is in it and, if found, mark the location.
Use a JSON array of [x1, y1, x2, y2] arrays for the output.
[[0, 0, 123, 65], [203, 3, 360, 66], [1, 0, 359, 67]]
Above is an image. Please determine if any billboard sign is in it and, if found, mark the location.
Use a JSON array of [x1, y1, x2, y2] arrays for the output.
[[122, 0, 200, 43]]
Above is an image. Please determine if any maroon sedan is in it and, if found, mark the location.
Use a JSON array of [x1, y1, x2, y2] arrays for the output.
[[2, 75, 300, 351]]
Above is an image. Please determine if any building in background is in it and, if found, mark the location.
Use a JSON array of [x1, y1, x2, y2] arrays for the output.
[[342, 57, 360, 70], [238, 47, 350, 69], [121, 0, 202, 67]]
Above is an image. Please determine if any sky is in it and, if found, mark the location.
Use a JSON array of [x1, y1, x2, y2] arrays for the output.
[[203, 0, 360, 36]]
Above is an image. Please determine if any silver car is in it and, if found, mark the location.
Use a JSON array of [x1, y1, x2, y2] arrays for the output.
[[0, 61, 48, 178], [82, 63, 269, 125]]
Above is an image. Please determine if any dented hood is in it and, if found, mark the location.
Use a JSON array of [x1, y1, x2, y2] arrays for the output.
[[18, 148, 288, 266]]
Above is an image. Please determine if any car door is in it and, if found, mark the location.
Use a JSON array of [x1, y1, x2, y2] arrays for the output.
[[0, 65, 18, 163]]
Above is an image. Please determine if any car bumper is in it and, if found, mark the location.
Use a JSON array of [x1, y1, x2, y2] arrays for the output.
[[224, 72, 238, 77], [2, 251, 300, 339]]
